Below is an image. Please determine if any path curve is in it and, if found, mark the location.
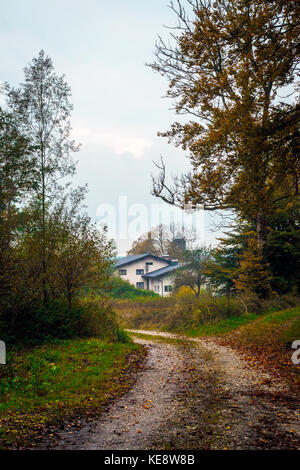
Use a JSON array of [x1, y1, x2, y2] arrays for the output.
[[46, 330, 300, 450]]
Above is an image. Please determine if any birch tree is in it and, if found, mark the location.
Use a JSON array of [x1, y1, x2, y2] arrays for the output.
[[8, 50, 80, 303]]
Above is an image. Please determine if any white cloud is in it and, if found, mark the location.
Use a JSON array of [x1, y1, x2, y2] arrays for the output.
[[72, 126, 151, 159]]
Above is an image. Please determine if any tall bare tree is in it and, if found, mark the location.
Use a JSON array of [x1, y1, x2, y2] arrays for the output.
[[150, 0, 300, 254], [127, 223, 196, 259]]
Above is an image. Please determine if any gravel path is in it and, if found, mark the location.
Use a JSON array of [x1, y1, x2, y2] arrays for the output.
[[47, 330, 300, 450]]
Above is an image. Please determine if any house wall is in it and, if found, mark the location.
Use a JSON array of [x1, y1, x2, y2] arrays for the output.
[[115, 256, 169, 289], [149, 274, 175, 297]]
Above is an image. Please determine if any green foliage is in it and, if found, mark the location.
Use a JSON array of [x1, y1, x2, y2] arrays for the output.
[[184, 314, 260, 337], [208, 220, 300, 297], [0, 108, 34, 209], [0, 337, 143, 449], [174, 246, 211, 296], [116, 288, 300, 335], [114, 297, 174, 329], [224, 306, 300, 388], [266, 229, 300, 294], [0, 297, 128, 347], [0, 52, 116, 348], [127, 223, 193, 261], [115, 291, 244, 331], [235, 237, 272, 298], [101, 276, 159, 300], [0, 338, 136, 411]]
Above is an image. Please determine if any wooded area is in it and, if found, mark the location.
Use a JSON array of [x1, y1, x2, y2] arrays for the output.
[[0, 51, 116, 345]]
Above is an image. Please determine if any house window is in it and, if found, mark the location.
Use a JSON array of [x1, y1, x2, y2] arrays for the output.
[[155, 285, 160, 292], [136, 282, 144, 289], [136, 269, 144, 275], [145, 262, 153, 273], [119, 269, 127, 276], [164, 285, 173, 292]]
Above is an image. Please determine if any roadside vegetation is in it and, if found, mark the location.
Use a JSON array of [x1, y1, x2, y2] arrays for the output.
[[0, 338, 144, 449], [115, 287, 300, 333], [99, 276, 159, 301], [0, 51, 123, 348]]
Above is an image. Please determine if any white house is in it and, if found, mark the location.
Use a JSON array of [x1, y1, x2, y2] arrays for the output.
[[114, 253, 183, 297]]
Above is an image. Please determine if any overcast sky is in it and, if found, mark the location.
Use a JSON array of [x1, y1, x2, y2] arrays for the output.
[[1, 0, 224, 254]]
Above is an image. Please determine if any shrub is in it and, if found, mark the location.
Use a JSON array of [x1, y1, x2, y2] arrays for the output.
[[0, 296, 129, 347], [79, 297, 129, 343], [115, 289, 300, 333], [114, 297, 174, 329], [236, 292, 300, 314], [0, 299, 82, 346], [99, 277, 159, 300], [114, 291, 243, 331]]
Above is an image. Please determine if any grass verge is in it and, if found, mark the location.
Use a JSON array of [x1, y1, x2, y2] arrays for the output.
[[0, 337, 145, 449], [217, 307, 300, 389], [177, 313, 260, 337]]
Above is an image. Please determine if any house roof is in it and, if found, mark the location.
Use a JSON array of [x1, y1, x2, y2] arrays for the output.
[[142, 263, 184, 279], [114, 253, 170, 268]]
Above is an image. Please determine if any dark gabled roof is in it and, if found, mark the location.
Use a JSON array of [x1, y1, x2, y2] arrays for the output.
[[142, 263, 184, 279], [114, 253, 148, 268], [114, 253, 170, 269]]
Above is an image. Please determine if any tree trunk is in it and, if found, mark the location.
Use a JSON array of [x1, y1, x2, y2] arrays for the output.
[[256, 210, 267, 255], [226, 287, 231, 315], [195, 279, 201, 296], [41, 174, 48, 305], [40, 141, 48, 306], [68, 291, 72, 310]]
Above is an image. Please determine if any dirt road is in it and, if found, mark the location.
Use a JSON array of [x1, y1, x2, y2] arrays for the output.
[[46, 330, 300, 450]]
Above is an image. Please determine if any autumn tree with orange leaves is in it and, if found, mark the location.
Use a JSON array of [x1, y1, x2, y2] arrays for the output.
[[150, 0, 300, 259]]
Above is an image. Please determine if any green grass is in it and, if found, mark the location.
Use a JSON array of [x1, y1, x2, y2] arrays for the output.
[[170, 306, 300, 341], [228, 306, 300, 345], [180, 313, 260, 337], [128, 316, 262, 343], [283, 316, 300, 343], [262, 307, 300, 325], [129, 306, 300, 344], [0, 337, 144, 449], [93, 277, 160, 300]]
